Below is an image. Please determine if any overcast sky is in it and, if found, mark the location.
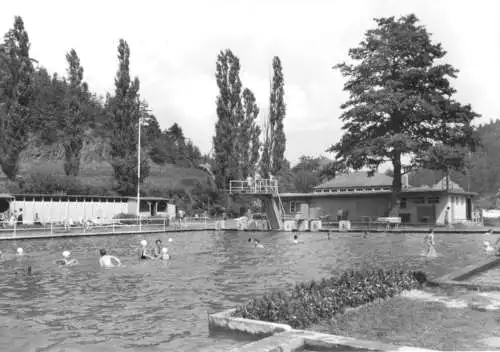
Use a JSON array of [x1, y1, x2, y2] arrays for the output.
[[1, 0, 499, 165]]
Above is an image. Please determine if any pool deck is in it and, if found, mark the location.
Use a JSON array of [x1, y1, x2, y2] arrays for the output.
[[0, 226, 214, 241], [0, 223, 496, 241], [209, 308, 439, 351]]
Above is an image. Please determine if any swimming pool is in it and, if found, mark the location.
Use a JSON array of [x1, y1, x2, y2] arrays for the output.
[[0, 230, 494, 351]]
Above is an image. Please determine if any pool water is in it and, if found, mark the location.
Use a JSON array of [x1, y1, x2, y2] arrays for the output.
[[0, 230, 496, 351]]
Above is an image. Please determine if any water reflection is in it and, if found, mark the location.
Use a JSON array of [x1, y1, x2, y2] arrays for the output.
[[0, 230, 494, 350]]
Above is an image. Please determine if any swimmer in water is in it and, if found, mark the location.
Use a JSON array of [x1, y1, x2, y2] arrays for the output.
[[484, 241, 495, 254], [248, 237, 252, 243], [159, 247, 170, 260], [58, 251, 78, 266], [138, 240, 154, 260], [154, 239, 162, 257], [293, 235, 299, 244], [16, 248, 24, 258], [253, 239, 264, 248], [362, 231, 369, 239], [99, 249, 122, 268]]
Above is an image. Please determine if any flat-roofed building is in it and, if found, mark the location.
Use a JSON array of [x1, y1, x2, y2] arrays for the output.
[[280, 172, 475, 225]]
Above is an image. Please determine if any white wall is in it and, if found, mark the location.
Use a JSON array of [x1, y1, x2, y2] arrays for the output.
[[435, 194, 469, 225], [12, 197, 133, 224]]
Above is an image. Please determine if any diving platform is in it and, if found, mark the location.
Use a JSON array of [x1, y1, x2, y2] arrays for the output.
[[229, 179, 285, 230]]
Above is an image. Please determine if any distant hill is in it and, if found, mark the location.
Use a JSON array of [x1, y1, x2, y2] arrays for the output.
[[0, 136, 215, 212]]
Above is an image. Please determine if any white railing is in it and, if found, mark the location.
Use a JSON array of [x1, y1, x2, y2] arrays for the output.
[[0, 216, 222, 238], [229, 179, 279, 194]]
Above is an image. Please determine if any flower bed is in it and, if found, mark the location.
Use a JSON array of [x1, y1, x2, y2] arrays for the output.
[[233, 269, 425, 329]]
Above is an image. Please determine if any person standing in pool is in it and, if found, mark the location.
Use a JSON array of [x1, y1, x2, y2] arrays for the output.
[[293, 235, 299, 244], [138, 240, 154, 260], [153, 239, 163, 257], [99, 249, 122, 267], [159, 247, 170, 260], [423, 229, 436, 257]]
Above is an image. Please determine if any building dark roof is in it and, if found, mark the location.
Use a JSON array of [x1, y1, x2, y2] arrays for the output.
[[314, 172, 393, 189], [431, 177, 464, 191], [280, 187, 476, 198]]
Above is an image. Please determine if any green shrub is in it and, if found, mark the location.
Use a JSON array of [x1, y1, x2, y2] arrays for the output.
[[113, 213, 138, 225], [233, 269, 423, 329]]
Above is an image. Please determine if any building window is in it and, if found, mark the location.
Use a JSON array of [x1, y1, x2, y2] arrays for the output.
[[290, 201, 298, 213], [428, 196, 440, 204], [411, 197, 425, 204], [339, 188, 346, 192], [400, 198, 407, 209]]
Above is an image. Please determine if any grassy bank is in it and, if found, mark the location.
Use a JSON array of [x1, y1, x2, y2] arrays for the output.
[[313, 293, 500, 350], [233, 269, 423, 329], [0, 160, 212, 195]]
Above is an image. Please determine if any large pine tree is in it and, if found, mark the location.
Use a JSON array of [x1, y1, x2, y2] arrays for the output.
[[0, 16, 34, 180], [330, 14, 479, 214], [107, 39, 149, 195]]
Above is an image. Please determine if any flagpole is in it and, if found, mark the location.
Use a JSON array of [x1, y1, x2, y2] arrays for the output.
[[137, 108, 141, 227]]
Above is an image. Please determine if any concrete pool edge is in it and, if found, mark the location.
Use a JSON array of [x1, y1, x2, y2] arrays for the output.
[[431, 257, 500, 291], [208, 309, 440, 352], [1, 226, 497, 241]]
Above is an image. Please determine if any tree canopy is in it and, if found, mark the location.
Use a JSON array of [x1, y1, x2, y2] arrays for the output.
[[329, 14, 479, 211]]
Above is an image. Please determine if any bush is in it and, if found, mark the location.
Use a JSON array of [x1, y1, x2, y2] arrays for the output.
[[233, 269, 423, 329], [113, 213, 138, 225]]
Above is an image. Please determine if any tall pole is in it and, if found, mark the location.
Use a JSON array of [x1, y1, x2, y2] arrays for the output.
[[137, 112, 141, 219]]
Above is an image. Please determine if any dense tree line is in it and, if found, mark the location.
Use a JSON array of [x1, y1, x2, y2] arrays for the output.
[[0, 16, 205, 196]]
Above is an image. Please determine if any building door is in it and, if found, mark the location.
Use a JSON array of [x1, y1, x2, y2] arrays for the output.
[[466, 198, 472, 220], [417, 206, 434, 224]]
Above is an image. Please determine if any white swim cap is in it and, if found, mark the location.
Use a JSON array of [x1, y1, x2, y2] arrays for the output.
[[140, 240, 147, 246], [162, 247, 168, 253], [17, 248, 23, 254], [168, 238, 173, 242], [484, 241, 490, 245], [62, 251, 70, 258]]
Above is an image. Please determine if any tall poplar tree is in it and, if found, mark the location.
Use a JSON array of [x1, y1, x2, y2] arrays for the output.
[[107, 39, 149, 195], [0, 16, 34, 180], [330, 14, 479, 214], [240, 88, 261, 178], [261, 56, 286, 178], [213, 49, 244, 189], [63, 49, 85, 176]]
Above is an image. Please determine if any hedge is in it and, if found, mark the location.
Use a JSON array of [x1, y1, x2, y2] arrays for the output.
[[233, 269, 426, 329]]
